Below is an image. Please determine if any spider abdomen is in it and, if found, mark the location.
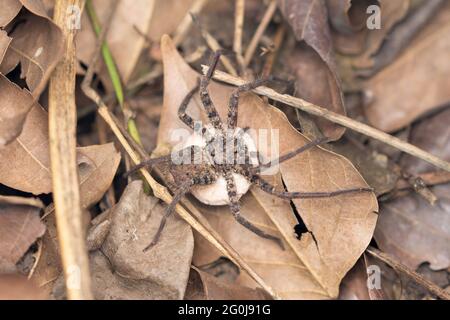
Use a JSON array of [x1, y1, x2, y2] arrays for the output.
[[191, 173, 251, 206], [178, 125, 258, 206]]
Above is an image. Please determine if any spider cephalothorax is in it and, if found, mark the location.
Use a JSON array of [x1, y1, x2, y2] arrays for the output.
[[129, 51, 373, 251]]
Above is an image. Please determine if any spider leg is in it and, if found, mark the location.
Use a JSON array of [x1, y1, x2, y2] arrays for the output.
[[126, 145, 202, 177], [178, 79, 200, 129], [200, 51, 224, 130], [224, 171, 284, 249], [143, 181, 192, 252], [250, 174, 373, 199], [124, 155, 172, 177], [227, 77, 274, 129], [252, 137, 330, 173]]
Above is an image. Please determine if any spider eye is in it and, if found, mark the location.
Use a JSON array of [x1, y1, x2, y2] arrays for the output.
[[201, 128, 207, 134]]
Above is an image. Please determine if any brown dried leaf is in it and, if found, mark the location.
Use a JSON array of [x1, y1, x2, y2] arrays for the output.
[[0, 1, 64, 96], [159, 35, 378, 299], [0, 195, 45, 270], [328, 139, 399, 196], [30, 214, 61, 295], [147, 0, 194, 42], [0, 104, 52, 193], [76, 0, 155, 85], [0, 30, 12, 64], [375, 108, 450, 270], [0, 0, 22, 27], [185, 267, 271, 300], [0, 103, 121, 204], [0, 274, 47, 300], [97, 180, 194, 300], [278, 0, 345, 140], [363, 2, 450, 132], [355, 0, 444, 77], [77, 143, 121, 208], [0, 74, 35, 147], [333, 1, 410, 59], [338, 255, 385, 300]]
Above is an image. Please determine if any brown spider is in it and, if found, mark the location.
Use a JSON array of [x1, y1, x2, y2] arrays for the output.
[[129, 51, 373, 251]]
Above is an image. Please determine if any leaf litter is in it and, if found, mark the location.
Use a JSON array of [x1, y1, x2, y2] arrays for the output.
[[0, 0, 449, 300]]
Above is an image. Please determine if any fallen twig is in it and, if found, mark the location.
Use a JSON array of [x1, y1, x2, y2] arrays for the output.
[[395, 170, 450, 190], [366, 247, 450, 300], [173, 0, 210, 46], [192, 13, 238, 76], [243, 0, 277, 67], [49, 0, 92, 300], [201, 66, 450, 173], [233, 0, 246, 70]]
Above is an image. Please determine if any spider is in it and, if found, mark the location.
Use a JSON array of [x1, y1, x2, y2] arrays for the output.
[[129, 51, 373, 251]]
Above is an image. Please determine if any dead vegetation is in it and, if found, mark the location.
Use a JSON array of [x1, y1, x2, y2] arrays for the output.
[[0, 0, 449, 300]]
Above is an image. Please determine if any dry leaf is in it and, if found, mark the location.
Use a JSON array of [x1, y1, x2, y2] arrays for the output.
[[158, 35, 378, 299], [354, 0, 444, 76], [30, 214, 61, 295], [147, 0, 194, 42], [185, 267, 271, 300], [0, 0, 22, 27], [338, 254, 385, 300], [0, 103, 121, 205], [375, 108, 450, 270], [76, 0, 155, 85], [0, 74, 35, 147], [326, 0, 366, 34], [328, 139, 398, 196], [0, 195, 45, 271], [99, 180, 194, 300], [363, 1, 450, 132], [332, 1, 410, 59], [278, 0, 346, 140], [0, 274, 47, 300], [77, 143, 121, 208], [0, 30, 12, 64], [0, 0, 64, 96]]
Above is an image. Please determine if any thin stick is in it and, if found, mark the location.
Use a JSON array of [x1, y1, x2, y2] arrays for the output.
[[49, 0, 92, 300], [201, 66, 450, 173], [173, 0, 210, 46], [243, 0, 277, 67], [192, 14, 238, 76], [366, 247, 450, 300], [262, 23, 285, 77], [233, 0, 246, 69], [395, 171, 450, 190]]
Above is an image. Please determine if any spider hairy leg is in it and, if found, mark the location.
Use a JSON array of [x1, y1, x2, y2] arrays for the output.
[[143, 181, 192, 252], [250, 174, 373, 199], [124, 155, 172, 177], [228, 77, 275, 129], [126, 145, 202, 177], [254, 137, 330, 173], [224, 171, 284, 249], [200, 51, 224, 130], [178, 79, 200, 129]]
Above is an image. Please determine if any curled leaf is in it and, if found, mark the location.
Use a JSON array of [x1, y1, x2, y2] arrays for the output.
[[0, 0, 64, 96], [0, 195, 45, 271], [279, 0, 346, 140], [0, 74, 35, 147]]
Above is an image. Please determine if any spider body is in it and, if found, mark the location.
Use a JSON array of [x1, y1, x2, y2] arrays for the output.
[[130, 51, 373, 251], [175, 124, 257, 205]]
